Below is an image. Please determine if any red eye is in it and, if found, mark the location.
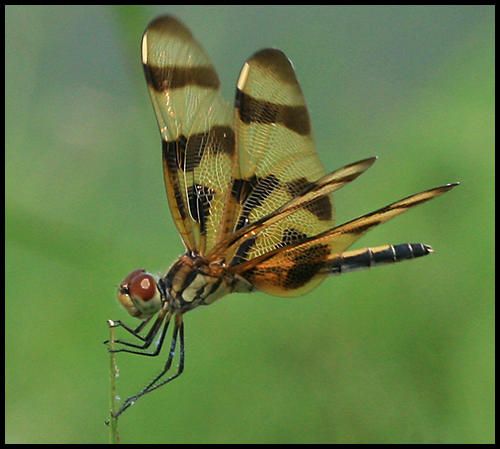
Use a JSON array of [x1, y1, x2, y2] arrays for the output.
[[129, 272, 157, 301], [117, 269, 161, 319], [120, 269, 146, 291]]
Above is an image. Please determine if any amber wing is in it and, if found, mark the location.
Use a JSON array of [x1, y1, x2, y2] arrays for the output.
[[142, 16, 236, 254]]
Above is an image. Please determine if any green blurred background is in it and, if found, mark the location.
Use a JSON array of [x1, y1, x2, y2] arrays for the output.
[[5, 5, 494, 444]]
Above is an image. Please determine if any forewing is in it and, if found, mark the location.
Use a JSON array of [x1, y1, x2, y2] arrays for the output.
[[219, 49, 335, 263], [142, 16, 235, 253]]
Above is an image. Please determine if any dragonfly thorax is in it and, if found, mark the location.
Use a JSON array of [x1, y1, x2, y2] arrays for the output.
[[160, 253, 253, 313]]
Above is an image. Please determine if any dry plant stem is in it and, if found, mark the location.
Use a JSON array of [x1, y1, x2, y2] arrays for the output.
[[108, 320, 120, 444]]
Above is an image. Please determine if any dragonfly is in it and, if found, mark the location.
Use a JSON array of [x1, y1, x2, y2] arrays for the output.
[[108, 15, 458, 418]]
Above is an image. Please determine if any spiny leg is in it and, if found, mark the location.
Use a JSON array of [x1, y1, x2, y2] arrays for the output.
[[109, 309, 171, 352], [139, 314, 185, 395], [103, 316, 152, 344], [112, 314, 185, 418], [111, 312, 173, 359]]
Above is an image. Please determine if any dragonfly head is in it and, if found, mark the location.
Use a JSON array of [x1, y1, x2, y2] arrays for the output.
[[117, 269, 163, 320]]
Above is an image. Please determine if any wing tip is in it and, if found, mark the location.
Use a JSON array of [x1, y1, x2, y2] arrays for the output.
[[144, 15, 194, 41]]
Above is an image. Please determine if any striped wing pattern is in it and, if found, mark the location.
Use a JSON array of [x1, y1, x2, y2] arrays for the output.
[[142, 17, 235, 254], [224, 49, 336, 264], [218, 49, 334, 266], [142, 17, 339, 264], [231, 184, 456, 296], [141, 15, 458, 297], [110, 15, 458, 417]]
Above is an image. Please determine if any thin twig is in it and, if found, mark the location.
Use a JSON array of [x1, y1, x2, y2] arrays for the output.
[[107, 320, 120, 444]]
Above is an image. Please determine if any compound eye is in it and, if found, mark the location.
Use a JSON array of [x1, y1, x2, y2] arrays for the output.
[[129, 272, 157, 302], [117, 270, 162, 319], [120, 268, 147, 291]]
